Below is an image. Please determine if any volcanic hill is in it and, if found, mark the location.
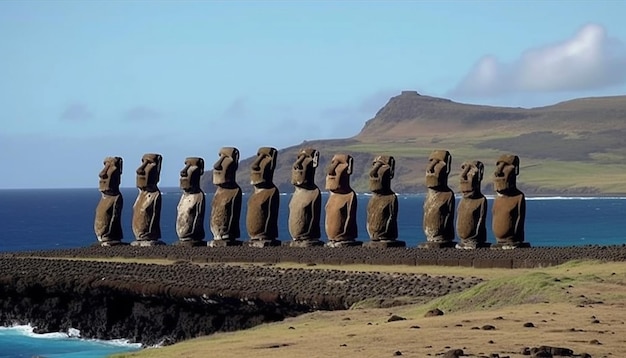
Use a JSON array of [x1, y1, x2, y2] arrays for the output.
[[201, 91, 626, 195]]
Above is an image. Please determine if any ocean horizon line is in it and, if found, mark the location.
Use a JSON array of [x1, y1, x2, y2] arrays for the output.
[[1, 187, 626, 200]]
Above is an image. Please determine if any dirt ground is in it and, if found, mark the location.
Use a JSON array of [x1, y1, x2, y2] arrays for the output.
[[115, 261, 626, 358]]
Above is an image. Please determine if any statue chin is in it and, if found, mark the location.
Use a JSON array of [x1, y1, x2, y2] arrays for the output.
[[369, 180, 383, 193], [494, 179, 513, 193]]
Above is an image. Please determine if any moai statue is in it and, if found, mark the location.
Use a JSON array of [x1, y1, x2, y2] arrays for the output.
[[209, 147, 243, 247], [288, 148, 323, 247], [246, 147, 281, 247], [94, 156, 125, 246], [325, 154, 361, 247], [364, 155, 405, 248], [492, 154, 529, 248], [175, 157, 206, 246], [131, 153, 165, 246], [456, 161, 489, 249], [419, 150, 456, 248]]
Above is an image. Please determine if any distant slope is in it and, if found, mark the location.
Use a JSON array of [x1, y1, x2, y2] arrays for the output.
[[201, 92, 626, 195]]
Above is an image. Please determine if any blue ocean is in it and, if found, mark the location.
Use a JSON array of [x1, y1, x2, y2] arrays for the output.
[[1, 188, 626, 357]]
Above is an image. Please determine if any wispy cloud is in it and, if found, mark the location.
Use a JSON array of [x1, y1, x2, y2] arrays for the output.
[[124, 106, 162, 122], [59, 102, 93, 122], [449, 24, 626, 98], [220, 97, 248, 120]]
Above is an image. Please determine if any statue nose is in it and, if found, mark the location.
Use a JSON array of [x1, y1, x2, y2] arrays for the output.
[[495, 163, 506, 176], [327, 161, 339, 175], [136, 162, 149, 175], [251, 156, 264, 171], [370, 162, 383, 177], [294, 156, 305, 170], [214, 156, 225, 170], [426, 160, 437, 173], [460, 166, 470, 180]]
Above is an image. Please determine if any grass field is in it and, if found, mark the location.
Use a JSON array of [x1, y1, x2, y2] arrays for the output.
[[111, 260, 626, 358]]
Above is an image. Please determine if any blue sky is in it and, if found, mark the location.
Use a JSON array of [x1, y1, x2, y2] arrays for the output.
[[1, 1, 625, 189]]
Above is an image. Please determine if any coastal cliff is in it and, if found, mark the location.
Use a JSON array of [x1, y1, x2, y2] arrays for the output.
[[0, 256, 480, 345], [0, 263, 310, 346]]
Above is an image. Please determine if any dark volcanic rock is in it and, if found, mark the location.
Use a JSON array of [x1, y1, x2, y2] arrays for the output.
[[0, 256, 480, 346], [3, 244, 626, 346], [425, 308, 444, 317]]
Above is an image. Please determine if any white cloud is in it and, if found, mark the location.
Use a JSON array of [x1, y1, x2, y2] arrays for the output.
[[450, 24, 626, 98]]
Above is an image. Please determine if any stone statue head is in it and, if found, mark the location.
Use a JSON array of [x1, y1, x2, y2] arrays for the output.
[[369, 155, 395, 194], [250, 147, 278, 186], [213, 147, 239, 186], [291, 148, 319, 188], [180, 157, 204, 192], [459, 161, 484, 198], [494, 154, 520, 193], [325, 154, 353, 193], [98, 156, 123, 195], [425, 150, 451, 189], [136, 153, 162, 191]]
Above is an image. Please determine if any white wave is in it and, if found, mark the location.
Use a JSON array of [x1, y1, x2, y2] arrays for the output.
[[0, 324, 142, 348], [0, 324, 67, 339]]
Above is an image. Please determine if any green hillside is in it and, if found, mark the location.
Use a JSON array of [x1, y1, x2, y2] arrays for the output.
[[201, 91, 626, 195]]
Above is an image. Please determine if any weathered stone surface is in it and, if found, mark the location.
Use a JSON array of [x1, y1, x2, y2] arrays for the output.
[[456, 161, 490, 249], [246, 147, 280, 246], [94, 156, 125, 246], [420, 150, 455, 248], [288, 148, 323, 247], [492, 154, 529, 248], [366, 155, 405, 247], [131, 153, 164, 246], [175, 157, 206, 245], [325, 154, 361, 246], [209, 147, 243, 246]]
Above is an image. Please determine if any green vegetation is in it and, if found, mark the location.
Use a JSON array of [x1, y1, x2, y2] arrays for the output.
[[423, 272, 562, 314], [201, 93, 626, 194], [111, 260, 626, 358]]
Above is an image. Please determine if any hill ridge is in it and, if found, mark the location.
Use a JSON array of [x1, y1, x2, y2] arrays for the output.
[[201, 92, 626, 195]]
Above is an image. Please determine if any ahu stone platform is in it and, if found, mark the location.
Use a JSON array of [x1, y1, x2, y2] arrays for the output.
[[7, 244, 626, 268]]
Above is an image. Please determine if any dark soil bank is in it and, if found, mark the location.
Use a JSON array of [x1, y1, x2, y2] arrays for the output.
[[0, 257, 481, 345]]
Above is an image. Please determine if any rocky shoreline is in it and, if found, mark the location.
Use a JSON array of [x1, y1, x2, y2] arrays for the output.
[[0, 255, 481, 346], [2, 245, 626, 347]]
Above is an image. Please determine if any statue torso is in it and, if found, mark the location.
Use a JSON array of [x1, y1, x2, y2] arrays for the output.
[[288, 187, 321, 240], [246, 186, 280, 239], [423, 189, 455, 241], [132, 190, 162, 239], [456, 196, 487, 241], [325, 191, 357, 241], [94, 193, 123, 240], [176, 191, 206, 239], [366, 193, 398, 240], [492, 193, 525, 243], [210, 186, 242, 239]]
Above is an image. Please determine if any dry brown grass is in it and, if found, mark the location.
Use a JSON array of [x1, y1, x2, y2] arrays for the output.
[[112, 260, 626, 358]]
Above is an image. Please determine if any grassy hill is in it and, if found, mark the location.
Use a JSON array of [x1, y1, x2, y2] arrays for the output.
[[201, 91, 626, 195]]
